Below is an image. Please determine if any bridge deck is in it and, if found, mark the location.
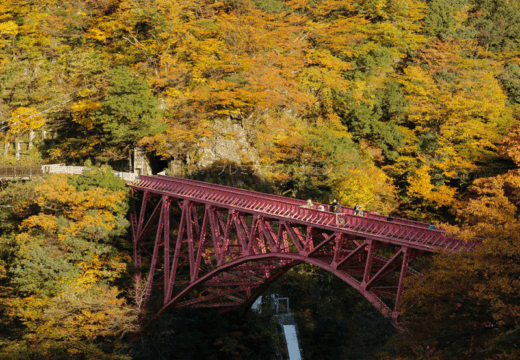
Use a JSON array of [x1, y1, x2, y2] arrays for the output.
[[156, 175, 430, 229], [128, 176, 474, 253]]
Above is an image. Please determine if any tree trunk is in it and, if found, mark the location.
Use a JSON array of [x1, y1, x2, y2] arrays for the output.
[[15, 137, 20, 160], [29, 129, 34, 150]]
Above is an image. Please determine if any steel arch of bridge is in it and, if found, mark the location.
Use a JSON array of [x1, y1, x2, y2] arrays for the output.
[[127, 175, 474, 326]]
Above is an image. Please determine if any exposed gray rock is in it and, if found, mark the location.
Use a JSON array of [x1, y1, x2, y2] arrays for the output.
[[193, 116, 261, 171]]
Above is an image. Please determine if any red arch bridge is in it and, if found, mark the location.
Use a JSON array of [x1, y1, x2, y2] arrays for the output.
[[128, 175, 475, 326]]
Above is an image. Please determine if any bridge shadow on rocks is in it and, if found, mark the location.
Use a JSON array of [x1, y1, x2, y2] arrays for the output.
[[183, 161, 277, 195]]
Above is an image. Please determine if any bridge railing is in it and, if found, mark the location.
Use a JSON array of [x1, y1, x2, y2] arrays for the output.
[[130, 176, 469, 251], [337, 213, 459, 248], [363, 211, 431, 229], [156, 175, 308, 207], [156, 175, 433, 230]]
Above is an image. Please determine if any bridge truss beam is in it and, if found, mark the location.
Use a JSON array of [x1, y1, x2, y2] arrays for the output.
[[130, 188, 427, 327]]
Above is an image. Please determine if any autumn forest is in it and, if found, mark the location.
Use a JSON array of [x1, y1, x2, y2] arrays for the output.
[[1, 0, 520, 359]]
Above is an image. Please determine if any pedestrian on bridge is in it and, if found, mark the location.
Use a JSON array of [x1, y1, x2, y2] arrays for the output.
[[330, 199, 341, 213], [354, 204, 363, 216], [306, 199, 313, 209], [330, 199, 337, 212]]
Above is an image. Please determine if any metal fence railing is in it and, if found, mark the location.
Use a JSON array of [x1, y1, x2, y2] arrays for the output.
[[0, 165, 42, 178]]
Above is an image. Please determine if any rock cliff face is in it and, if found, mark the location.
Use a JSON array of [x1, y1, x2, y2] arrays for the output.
[[190, 116, 261, 170], [135, 117, 262, 177]]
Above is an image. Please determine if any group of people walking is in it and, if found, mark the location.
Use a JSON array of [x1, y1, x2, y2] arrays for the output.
[[304, 199, 438, 229], [305, 199, 364, 216]]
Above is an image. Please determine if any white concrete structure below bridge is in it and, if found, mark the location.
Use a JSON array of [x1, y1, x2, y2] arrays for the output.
[[252, 294, 303, 360], [0, 164, 139, 181], [42, 164, 139, 181]]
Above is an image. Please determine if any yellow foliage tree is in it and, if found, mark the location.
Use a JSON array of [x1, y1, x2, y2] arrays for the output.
[[7, 107, 45, 135], [407, 166, 457, 208], [0, 174, 135, 359], [387, 39, 516, 216]]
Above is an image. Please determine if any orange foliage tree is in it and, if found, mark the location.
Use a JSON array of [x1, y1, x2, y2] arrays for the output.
[[384, 125, 520, 359]]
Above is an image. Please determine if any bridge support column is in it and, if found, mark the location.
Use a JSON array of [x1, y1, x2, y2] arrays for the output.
[[361, 240, 378, 286], [393, 246, 410, 319], [142, 198, 166, 315], [163, 197, 172, 305]]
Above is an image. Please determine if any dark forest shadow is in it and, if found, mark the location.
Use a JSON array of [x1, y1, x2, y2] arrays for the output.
[[181, 161, 333, 204]]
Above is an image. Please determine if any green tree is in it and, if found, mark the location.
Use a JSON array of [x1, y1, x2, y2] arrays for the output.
[[94, 66, 166, 161], [342, 79, 408, 160], [69, 160, 127, 192], [424, 0, 474, 40], [498, 63, 520, 107], [467, 0, 520, 53]]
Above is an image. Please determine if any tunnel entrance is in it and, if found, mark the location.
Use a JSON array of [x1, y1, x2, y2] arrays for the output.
[[148, 153, 169, 175]]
